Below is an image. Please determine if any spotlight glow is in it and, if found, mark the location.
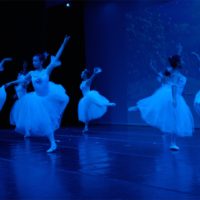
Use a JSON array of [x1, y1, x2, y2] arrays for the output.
[[66, 3, 70, 7]]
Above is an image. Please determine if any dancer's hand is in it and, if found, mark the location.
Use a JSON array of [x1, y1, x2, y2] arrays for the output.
[[64, 35, 71, 43], [94, 67, 102, 74], [50, 55, 61, 67]]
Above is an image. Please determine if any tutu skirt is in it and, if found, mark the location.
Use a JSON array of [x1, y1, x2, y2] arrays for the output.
[[78, 90, 109, 123], [137, 85, 193, 136], [14, 84, 27, 99], [194, 90, 200, 114], [10, 81, 69, 136], [0, 85, 6, 111]]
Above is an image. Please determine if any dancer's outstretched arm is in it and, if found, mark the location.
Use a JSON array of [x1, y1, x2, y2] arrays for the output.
[[4, 72, 31, 88], [150, 59, 166, 83], [46, 35, 71, 75], [177, 43, 183, 55], [55, 35, 71, 60], [191, 51, 200, 62], [0, 57, 12, 71], [87, 67, 102, 86], [1, 57, 12, 64], [150, 59, 159, 75], [191, 51, 200, 71]]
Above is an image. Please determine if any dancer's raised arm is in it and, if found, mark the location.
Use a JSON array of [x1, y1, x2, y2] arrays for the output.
[[46, 35, 71, 75], [177, 43, 183, 55], [4, 72, 31, 88], [191, 51, 200, 62], [86, 67, 102, 86], [0, 57, 12, 71]]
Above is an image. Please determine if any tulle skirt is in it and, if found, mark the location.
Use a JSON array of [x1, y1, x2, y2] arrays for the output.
[[14, 84, 27, 99], [10, 82, 69, 136], [0, 85, 6, 111], [137, 85, 194, 136], [78, 90, 109, 123], [194, 90, 200, 114]]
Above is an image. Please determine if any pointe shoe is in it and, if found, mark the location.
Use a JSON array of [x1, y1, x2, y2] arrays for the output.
[[24, 130, 30, 138], [108, 102, 116, 106], [47, 143, 57, 153], [82, 127, 88, 134], [169, 144, 180, 151], [128, 106, 138, 112], [24, 134, 30, 138]]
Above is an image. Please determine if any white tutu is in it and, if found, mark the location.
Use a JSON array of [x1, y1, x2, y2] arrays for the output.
[[194, 90, 200, 114], [137, 85, 194, 136], [10, 81, 69, 136], [0, 85, 6, 111], [14, 74, 27, 99], [78, 90, 109, 123]]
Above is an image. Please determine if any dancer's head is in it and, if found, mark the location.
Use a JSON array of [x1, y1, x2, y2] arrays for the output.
[[81, 69, 89, 80], [168, 54, 182, 69], [32, 53, 45, 69]]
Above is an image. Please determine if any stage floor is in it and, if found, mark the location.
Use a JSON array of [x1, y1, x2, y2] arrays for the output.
[[0, 125, 199, 199]]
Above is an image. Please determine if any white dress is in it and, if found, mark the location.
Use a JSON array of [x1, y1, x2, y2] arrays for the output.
[[136, 71, 194, 136], [78, 80, 110, 123], [10, 69, 69, 136], [0, 85, 6, 111], [194, 85, 200, 114]]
